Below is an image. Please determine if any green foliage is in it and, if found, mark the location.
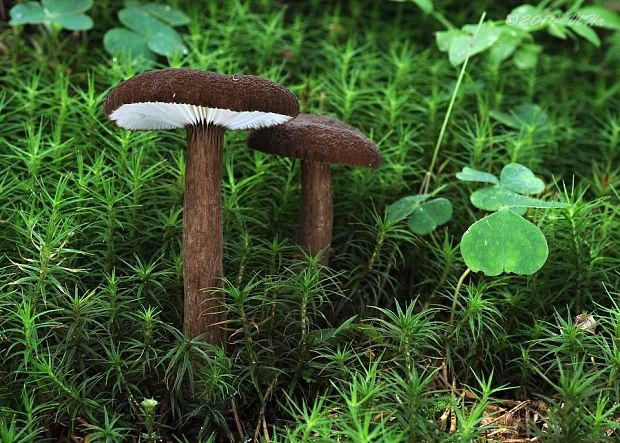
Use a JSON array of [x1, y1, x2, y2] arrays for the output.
[[461, 208, 549, 276], [386, 193, 453, 234], [455, 167, 499, 184], [103, 3, 189, 65], [407, 198, 452, 234], [490, 103, 550, 140], [140, 398, 159, 443], [9, 0, 93, 31], [1, 0, 619, 441], [458, 163, 568, 275], [435, 3, 620, 67], [392, 0, 434, 14], [438, 23, 503, 66], [458, 163, 566, 209]]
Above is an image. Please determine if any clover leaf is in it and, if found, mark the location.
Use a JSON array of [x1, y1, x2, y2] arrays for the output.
[[437, 23, 502, 66], [9, 3, 46, 25], [143, 3, 190, 26], [470, 187, 567, 212], [386, 194, 431, 223], [455, 167, 499, 184], [457, 162, 567, 276], [9, 0, 93, 31], [460, 208, 548, 276], [500, 163, 545, 194], [576, 6, 620, 31], [387, 194, 452, 235], [103, 29, 152, 60], [457, 163, 566, 214], [489, 26, 524, 63], [408, 198, 453, 235], [103, 3, 189, 63], [490, 104, 550, 139]]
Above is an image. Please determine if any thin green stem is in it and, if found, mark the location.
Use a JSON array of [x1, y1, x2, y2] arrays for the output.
[[449, 267, 471, 328], [431, 10, 454, 30], [420, 12, 487, 194]]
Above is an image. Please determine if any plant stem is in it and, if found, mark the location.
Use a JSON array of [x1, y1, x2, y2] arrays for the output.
[[184, 123, 226, 345], [298, 161, 332, 264], [567, 208, 584, 311], [431, 10, 454, 30], [449, 267, 471, 328], [420, 12, 487, 194]]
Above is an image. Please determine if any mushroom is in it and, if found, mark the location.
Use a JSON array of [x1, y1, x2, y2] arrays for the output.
[[104, 68, 299, 345], [247, 114, 381, 264]]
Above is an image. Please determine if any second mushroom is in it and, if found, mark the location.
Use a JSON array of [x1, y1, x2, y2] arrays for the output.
[[247, 114, 382, 264]]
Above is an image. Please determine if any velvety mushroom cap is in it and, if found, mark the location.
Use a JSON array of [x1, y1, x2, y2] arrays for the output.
[[247, 114, 382, 168], [103, 69, 299, 130]]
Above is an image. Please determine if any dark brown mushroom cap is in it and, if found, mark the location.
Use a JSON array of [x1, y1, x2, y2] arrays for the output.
[[247, 114, 382, 168], [292, 114, 360, 134], [103, 68, 299, 117]]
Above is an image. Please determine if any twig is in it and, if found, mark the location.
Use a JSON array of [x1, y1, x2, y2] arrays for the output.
[[262, 414, 269, 442], [231, 399, 245, 440], [484, 400, 529, 427], [253, 379, 277, 442]]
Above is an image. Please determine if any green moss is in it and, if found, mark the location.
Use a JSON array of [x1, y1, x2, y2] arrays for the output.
[[0, 1, 619, 441]]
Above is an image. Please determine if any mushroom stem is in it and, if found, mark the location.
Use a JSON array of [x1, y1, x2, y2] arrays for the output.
[[184, 123, 226, 345], [298, 161, 333, 264]]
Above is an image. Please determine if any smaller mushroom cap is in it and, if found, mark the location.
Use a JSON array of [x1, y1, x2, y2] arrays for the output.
[[103, 69, 299, 131], [247, 114, 382, 168]]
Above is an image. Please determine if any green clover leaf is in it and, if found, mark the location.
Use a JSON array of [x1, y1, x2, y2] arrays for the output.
[[387, 194, 452, 235], [460, 208, 548, 276], [407, 198, 453, 235]]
